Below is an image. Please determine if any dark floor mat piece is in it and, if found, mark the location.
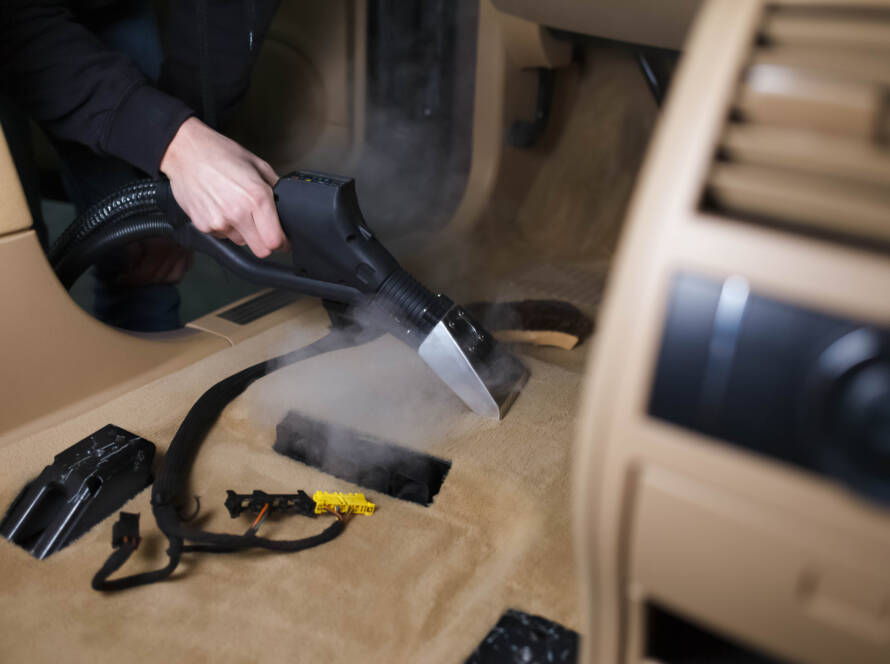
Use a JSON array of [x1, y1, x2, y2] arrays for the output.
[[273, 411, 451, 506], [465, 609, 579, 664], [464, 300, 593, 350]]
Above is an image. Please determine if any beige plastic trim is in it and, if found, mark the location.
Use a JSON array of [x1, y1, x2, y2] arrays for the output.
[[764, 13, 890, 51], [443, 1, 576, 240], [491, 0, 703, 50], [441, 1, 511, 238], [720, 124, 890, 189], [574, 1, 890, 662], [0, 229, 228, 441], [0, 129, 31, 237], [708, 162, 890, 245], [499, 11, 572, 69], [186, 289, 318, 345], [739, 64, 884, 138], [232, 1, 367, 174], [753, 46, 890, 86], [775, 0, 890, 7]]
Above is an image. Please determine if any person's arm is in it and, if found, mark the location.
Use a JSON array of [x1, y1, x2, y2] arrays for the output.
[[0, 1, 286, 258], [160, 116, 284, 257], [0, 1, 193, 177], [157, 0, 286, 257]]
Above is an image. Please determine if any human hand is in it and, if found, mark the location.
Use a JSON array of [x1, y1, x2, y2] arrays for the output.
[[160, 117, 286, 258], [117, 237, 193, 286]]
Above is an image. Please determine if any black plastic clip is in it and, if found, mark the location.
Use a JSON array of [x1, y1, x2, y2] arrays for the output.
[[224, 490, 317, 519], [508, 68, 555, 148], [111, 512, 141, 549], [0, 424, 154, 559]]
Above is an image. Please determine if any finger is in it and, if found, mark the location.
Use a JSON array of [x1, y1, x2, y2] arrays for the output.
[[232, 214, 270, 258], [210, 228, 245, 245], [251, 190, 287, 250], [253, 158, 279, 187]]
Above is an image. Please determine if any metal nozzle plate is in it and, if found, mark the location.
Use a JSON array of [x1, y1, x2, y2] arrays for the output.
[[418, 306, 529, 419]]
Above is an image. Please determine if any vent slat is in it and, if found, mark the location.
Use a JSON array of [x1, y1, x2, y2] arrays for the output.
[[753, 46, 890, 86], [772, 0, 890, 8], [704, 4, 890, 252], [721, 124, 890, 189], [738, 64, 884, 138], [764, 14, 890, 51], [708, 163, 890, 246]]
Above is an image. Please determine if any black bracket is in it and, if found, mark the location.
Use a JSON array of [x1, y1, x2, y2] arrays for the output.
[[508, 68, 556, 149], [224, 490, 317, 519], [0, 424, 154, 559]]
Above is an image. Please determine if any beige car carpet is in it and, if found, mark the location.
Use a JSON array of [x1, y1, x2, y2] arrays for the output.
[[0, 303, 582, 663]]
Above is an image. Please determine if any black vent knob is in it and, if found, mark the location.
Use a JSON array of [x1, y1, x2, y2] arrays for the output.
[[808, 328, 890, 505]]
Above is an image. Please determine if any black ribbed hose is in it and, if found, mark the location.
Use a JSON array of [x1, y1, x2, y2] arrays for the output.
[[48, 180, 163, 265], [54, 215, 175, 290]]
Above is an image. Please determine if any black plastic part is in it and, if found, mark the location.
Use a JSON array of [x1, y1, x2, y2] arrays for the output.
[[274, 172, 401, 291], [372, 268, 453, 342], [54, 177, 455, 344], [273, 411, 451, 506], [171, 220, 365, 304], [0, 425, 155, 559], [224, 490, 317, 518], [508, 68, 555, 149], [162, 174, 415, 309], [646, 603, 793, 663], [48, 179, 160, 265], [54, 215, 174, 289], [649, 273, 890, 506], [112, 512, 141, 548], [635, 49, 675, 107], [465, 609, 580, 664], [216, 290, 300, 325]]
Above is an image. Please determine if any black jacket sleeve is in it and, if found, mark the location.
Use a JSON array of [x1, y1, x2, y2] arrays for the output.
[[159, 0, 281, 130], [0, 1, 195, 176]]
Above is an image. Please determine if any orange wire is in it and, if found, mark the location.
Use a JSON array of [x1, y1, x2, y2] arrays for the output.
[[250, 503, 270, 530]]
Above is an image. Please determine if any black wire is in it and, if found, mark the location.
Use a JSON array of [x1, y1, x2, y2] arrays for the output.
[[54, 215, 174, 290], [92, 323, 383, 592], [635, 51, 666, 107]]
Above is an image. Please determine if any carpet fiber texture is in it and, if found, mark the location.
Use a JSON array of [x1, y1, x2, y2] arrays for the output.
[[0, 303, 584, 663]]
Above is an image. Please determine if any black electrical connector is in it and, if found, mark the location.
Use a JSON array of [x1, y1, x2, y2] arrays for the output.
[[0, 425, 155, 559]]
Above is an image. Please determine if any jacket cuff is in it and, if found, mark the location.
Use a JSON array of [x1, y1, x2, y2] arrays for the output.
[[102, 83, 195, 177]]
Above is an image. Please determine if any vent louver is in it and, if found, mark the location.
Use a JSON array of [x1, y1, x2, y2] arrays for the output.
[[704, 3, 890, 251]]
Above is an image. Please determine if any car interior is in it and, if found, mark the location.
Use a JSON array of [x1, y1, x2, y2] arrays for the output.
[[0, 1, 888, 662]]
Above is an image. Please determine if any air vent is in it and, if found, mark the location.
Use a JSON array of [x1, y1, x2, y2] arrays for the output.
[[703, 3, 890, 251], [217, 290, 299, 325]]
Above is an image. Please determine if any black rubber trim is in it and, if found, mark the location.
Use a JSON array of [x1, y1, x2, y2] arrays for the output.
[[217, 290, 301, 325]]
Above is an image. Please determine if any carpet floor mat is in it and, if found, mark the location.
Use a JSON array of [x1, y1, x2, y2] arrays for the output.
[[0, 303, 584, 663]]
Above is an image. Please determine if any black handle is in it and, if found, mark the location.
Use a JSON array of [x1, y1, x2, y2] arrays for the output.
[[172, 224, 364, 304], [158, 176, 381, 305]]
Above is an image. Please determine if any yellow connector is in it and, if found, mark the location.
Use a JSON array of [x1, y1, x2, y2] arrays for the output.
[[313, 491, 376, 516]]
